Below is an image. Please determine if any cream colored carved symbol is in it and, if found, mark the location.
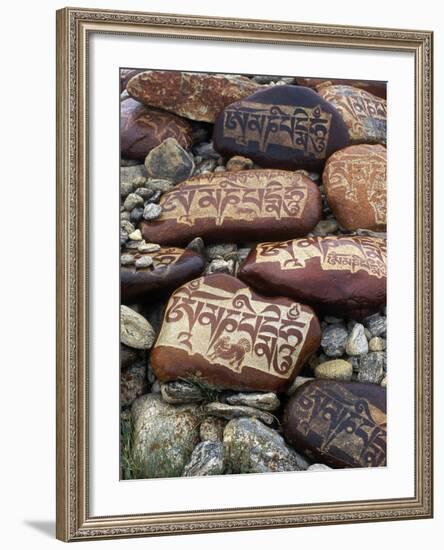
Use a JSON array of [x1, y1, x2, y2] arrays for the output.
[[159, 171, 309, 226], [255, 236, 386, 279], [156, 278, 313, 379], [223, 101, 332, 158], [296, 383, 386, 467], [325, 146, 387, 225]]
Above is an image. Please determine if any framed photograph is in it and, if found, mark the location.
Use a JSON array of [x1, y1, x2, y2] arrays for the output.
[[56, 7, 433, 542]]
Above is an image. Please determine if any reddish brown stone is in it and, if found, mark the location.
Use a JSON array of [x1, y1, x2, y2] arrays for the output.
[[121, 246, 205, 303], [316, 84, 386, 144], [283, 380, 386, 468], [120, 69, 144, 92], [150, 274, 321, 392], [295, 77, 387, 99], [120, 98, 193, 161], [140, 169, 321, 246], [127, 71, 261, 122], [323, 144, 387, 231], [238, 236, 386, 319], [213, 85, 349, 171]]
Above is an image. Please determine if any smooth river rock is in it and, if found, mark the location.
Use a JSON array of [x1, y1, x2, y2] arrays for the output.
[[131, 394, 200, 478], [120, 305, 155, 349], [150, 274, 321, 393], [120, 246, 205, 303], [283, 380, 386, 468], [239, 235, 386, 319], [120, 98, 193, 161], [323, 144, 387, 231], [183, 441, 225, 477], [316, 84, 387, 144], [127, 70, 261, 122], [213, 85, 349, 171], [140, 169, 321, 246], [224, 417, 310, 474]]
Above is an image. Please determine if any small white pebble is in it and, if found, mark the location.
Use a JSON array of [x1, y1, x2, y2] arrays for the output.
[[143, 203, 162, 221], [135, 256, 154, 269], [128, 229, 142, 241], [120, 253, 134, 266], [138, 241, 161, 253]]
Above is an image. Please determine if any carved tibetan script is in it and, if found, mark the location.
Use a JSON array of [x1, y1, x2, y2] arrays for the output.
[[156, 278, 313, 379], [160, 172, 309, 226], [295, 382, 386, 467], [256, 236, 386, 278], [222, 101, 332, 158]]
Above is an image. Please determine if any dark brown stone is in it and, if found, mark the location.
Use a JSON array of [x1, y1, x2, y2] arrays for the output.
[[150, 274, 321, 392], [238, 236, 386, 319], [127, 71, 261, 122], [323, 144, 387, 231], [295, 77, 387, 99], [213, 85, 349, 171], [120, 246, 205, 303], [316, 84, 387, 144], [282, 380, 386, 468], [140, 169, 322, 246], [120, 98, 193, 161]]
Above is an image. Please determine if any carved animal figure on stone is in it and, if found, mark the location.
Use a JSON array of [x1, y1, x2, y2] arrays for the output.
[[209, 336, 251, 370]]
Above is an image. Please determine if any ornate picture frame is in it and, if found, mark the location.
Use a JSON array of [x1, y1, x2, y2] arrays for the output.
[[56, 7, 433, 542]]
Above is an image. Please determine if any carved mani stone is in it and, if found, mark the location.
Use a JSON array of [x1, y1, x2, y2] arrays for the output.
[[120, 98, 193, 161], [127, 71, 261, 123], [238, 236, 386, 319], [316, 84, 387, 145], [139, 169, 322, 246], [213, 85, 350, 171], [294, 77, 387, 100], [283, 380, 387, 468], [120, 246, 205, 303], [150, 274, 321, 393], [323, 144, 387, 231]]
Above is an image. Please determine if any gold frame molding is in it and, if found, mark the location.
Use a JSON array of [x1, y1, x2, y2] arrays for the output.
[[56, 7, 433, 542]]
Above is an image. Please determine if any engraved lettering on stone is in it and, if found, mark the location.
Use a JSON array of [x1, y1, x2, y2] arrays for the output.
[[255, 236, 386, 278], [223, 101, 332, 158], [156, 279, 313, 379], [160, 171, 309, 226], [295, 383, 386, 467]]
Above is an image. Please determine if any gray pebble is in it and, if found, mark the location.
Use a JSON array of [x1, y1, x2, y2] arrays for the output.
[[200, 416, 226, 442], [206, 258, 234, 275], [369, 337, 386, 351], [120, 305, 155, 350], [144, 178, 174, 194], [145, 138, 194, 184], [312, 219, 339, 236], [120, 220, 135, 235], [357, 352, 385, 384], [183, 441, 225, 477], [143, 203, 162, 221], [120, 253, 135, 266], [135, 256, 153, 269], [120, 211, 131, 222], [345, 323, 369, 356], [206, 243, 237, 260], [364, 313, 387, 337], [138, 241, 161, 253], [134, 187, 153, 201], [129, 208, 144, 223], [225, 392, 280, 412], [123, 193, 144, 211], [160, 380, 206, 404], [204, 402, 275, 426], [320, 323, 348, 357], [120, 180, 135, 197], [307, 463, 332, 472], [146, 190, 162, 204]]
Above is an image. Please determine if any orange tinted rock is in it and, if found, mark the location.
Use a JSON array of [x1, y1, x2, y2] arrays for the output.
[[316, 84, 386, 144], [121, 246, 205, 303], [323, 144, 387, 231], [238, 236, 386, 319], [127, 71, 261, 122], [140, 169, 322, 246], [150, 274, 321, 392], [283, 380, 387, 468], [120, 98, 193, 161]]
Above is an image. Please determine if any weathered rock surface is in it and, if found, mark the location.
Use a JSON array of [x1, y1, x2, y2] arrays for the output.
[[294, 77, 387, 99], [225, 392, 280, 411], [140, 169, 321, 246], [120, 98, 193, 161], [120, 246, 205, 303], [213, 85, 349, 171], [131, 394, 200, 478], [150, 274, 321, 393], [224, 417, 310, 473], [357, 352, 385, 384], [183, 441, 225, 476], [204, 402, 275, 426], [323, 144, 387, 231], [200, 416, 226, 442], [239, 236, 386, 319], [160, 380, 206, 404], [320, 323, 348, 357], [121, 362, 148, 407], [120, 305, 155, 349], [283, 380, 386, 468], [316, 84, 387, 144], [144, 137, 195, 184], [127, 71, 261, 122]]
